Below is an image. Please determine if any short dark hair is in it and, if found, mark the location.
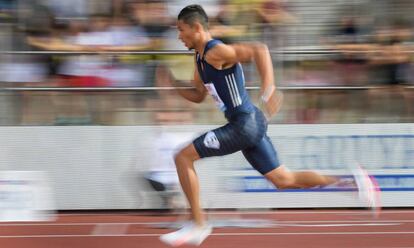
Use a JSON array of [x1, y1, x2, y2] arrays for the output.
[[178, 4, 208, 30]]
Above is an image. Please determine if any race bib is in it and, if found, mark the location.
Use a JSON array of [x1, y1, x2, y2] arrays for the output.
[[205, 83, 226, 112]]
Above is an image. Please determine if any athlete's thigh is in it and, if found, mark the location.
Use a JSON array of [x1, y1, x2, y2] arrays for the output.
[[242, 134, 281, 175], [193, 123, 252, 158]]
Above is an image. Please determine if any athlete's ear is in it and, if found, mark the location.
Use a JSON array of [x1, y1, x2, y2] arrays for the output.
[[194, 22, 204, 33]]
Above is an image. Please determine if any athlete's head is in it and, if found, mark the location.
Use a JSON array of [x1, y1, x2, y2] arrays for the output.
[[177, 5, 209, 49]]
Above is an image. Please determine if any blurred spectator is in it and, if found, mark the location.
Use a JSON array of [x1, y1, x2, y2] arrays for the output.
[[1, 0, 414, 125], [254, 0, 297, 95], [54, 15, 112, 87], [255, 0, 296, 48], [99, 16, 153, 87], [209, 0, 246, 44], [329, 16, 372, 86], [1, 0, 53, 86], [131, 0, 171, 40], [44, 0, 89, 20], [369, 22, 412, 86], [28, 14, 154, 87], [26, 13, 157, 124], [127, 0, 172, 87], [367, 21, 414, 120], [45, 0, 118, 21]]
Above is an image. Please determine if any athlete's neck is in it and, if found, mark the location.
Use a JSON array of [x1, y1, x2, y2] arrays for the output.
[[195, 32, 213, 56]]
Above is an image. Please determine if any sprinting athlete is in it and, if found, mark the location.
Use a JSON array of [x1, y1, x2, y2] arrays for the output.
[[160, 4, 380, 247]]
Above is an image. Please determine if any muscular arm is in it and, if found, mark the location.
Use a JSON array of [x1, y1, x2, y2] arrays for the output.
[[174, 62, 207, 104]]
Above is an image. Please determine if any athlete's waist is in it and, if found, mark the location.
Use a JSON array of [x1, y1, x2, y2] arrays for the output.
[[224, 103, 257, 121]]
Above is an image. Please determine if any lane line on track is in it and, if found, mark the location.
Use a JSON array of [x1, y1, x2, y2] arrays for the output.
[[57, 210, 414, 216], [0, 220, 410, 226], [1, 231, 414, 238]]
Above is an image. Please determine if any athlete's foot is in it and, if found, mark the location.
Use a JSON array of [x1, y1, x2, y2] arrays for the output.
[[160, 221, 213, 247], [350, 163, 382, 217]]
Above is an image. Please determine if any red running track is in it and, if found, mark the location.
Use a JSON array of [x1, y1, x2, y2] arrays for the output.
[[1, 209, 414, 248]]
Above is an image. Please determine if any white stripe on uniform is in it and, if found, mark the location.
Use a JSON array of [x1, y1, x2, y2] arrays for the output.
[[230, 73, 242, 105], [225, 75, 237, 107]]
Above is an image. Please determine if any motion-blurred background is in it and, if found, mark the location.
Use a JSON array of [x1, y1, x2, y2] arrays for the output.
[[0, 0, 413, 125], [0, 1, 414, 214]]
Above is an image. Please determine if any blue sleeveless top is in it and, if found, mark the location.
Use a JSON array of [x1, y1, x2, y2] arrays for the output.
[[196, 39, 255, 120]]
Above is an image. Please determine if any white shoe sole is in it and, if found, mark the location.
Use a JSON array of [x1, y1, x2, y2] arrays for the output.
[[159, 223, 212, 247]]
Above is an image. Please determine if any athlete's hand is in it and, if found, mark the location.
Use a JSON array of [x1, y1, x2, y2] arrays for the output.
[[260, 89, 284, 120]]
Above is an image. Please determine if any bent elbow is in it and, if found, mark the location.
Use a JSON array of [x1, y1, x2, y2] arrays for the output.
[[253, 42, 269, 53], [194, 91, 207, 103]]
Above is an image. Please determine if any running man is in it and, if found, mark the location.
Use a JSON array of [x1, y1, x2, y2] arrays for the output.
[[160, 4, 380, 246]]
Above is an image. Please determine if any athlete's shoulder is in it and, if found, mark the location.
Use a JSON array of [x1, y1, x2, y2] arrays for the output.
[[205, 42, 237, 63]]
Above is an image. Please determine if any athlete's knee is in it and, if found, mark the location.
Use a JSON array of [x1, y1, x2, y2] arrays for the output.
[[174, 145, 200, 166], [273, 174, 296, 189], [265, 168, 296, 189]]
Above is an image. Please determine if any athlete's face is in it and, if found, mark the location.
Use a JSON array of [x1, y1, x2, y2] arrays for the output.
[[177, 20, 200, 50]]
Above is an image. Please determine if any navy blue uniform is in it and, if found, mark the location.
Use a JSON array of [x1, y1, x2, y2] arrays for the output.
[[193, 39, 280, 175]]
